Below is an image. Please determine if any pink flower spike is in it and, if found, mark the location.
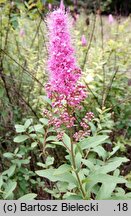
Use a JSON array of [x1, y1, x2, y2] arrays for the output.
[[108, 14, 114, 24], [81, 35, 87, 46], [46, 5, 88, 130], [60, 0, 65, 10]]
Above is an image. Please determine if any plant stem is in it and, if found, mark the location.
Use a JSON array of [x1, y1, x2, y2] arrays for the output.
[[82, 14, 96, 71], [70, 139, 86, 199]]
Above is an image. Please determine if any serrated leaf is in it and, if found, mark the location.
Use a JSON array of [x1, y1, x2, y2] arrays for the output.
[[14, 135, 29, 143]]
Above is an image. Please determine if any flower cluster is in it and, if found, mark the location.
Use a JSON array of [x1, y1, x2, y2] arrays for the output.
[[73, 130, 90, 142], [45, 2, 93, 141], [108, 14, 114, 24], [43, 109, 75, 129], [73, 112, 94, 141], [46, 5, 86, 110]]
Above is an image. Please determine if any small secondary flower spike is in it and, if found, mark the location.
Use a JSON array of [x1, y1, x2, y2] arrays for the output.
[[108, 14, 114, 24], [81, 35, 87, 46]]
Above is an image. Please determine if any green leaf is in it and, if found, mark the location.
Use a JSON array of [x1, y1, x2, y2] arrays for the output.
[[36, 168, 77, 185], [75, 152, 82, 170], [80, 135, 108, 150], [96, 182, 117, 200], [88, 122, 97, 135], [14, 147, 19, 154], [96, 157, 129, 174], [110, 196, 131, 200], [62, 133, 71, 151], [31, 142, 38, 148], [14, 135, 29, 143], [46, 136, 57, 142], [42, 96, 52, 105], [53, 164, 71, 176], [63, 192, 82, 200], [108, 146, 120, 158], [18, 193, 37, 200], [81, 159, 94, 170], [7, 165, 16, 178], [3, 181, 17, 199], [0, 175, 3, 189], [96, 107, 103, 114], [48, 127, 55, 133], [45, 156, 54, 166], [85, 174, 127, 192], [115, 187, 125, 196], [37, 162, 46, 168], [0, 88, 4, 98], [3, 152, 14, 159], [29, 133, 37, 138], [34, 124, 44, 132], [29, 124, 44, 133], [36, 168, 58, 182], [51, 141, 64, 147], [24, 119, 33, 129], [91, 146, 108, 160], [126, 182, 131, 189], [43, 188, 60, 199], [39, 118, 48, 125], [15, 124, 26, 133]]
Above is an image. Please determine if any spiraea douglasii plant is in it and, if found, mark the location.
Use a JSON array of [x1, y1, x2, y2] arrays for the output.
[[0, 0, 131, 200]]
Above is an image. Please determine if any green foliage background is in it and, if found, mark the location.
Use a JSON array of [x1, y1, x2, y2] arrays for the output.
[[0, 0, 131, 200]]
